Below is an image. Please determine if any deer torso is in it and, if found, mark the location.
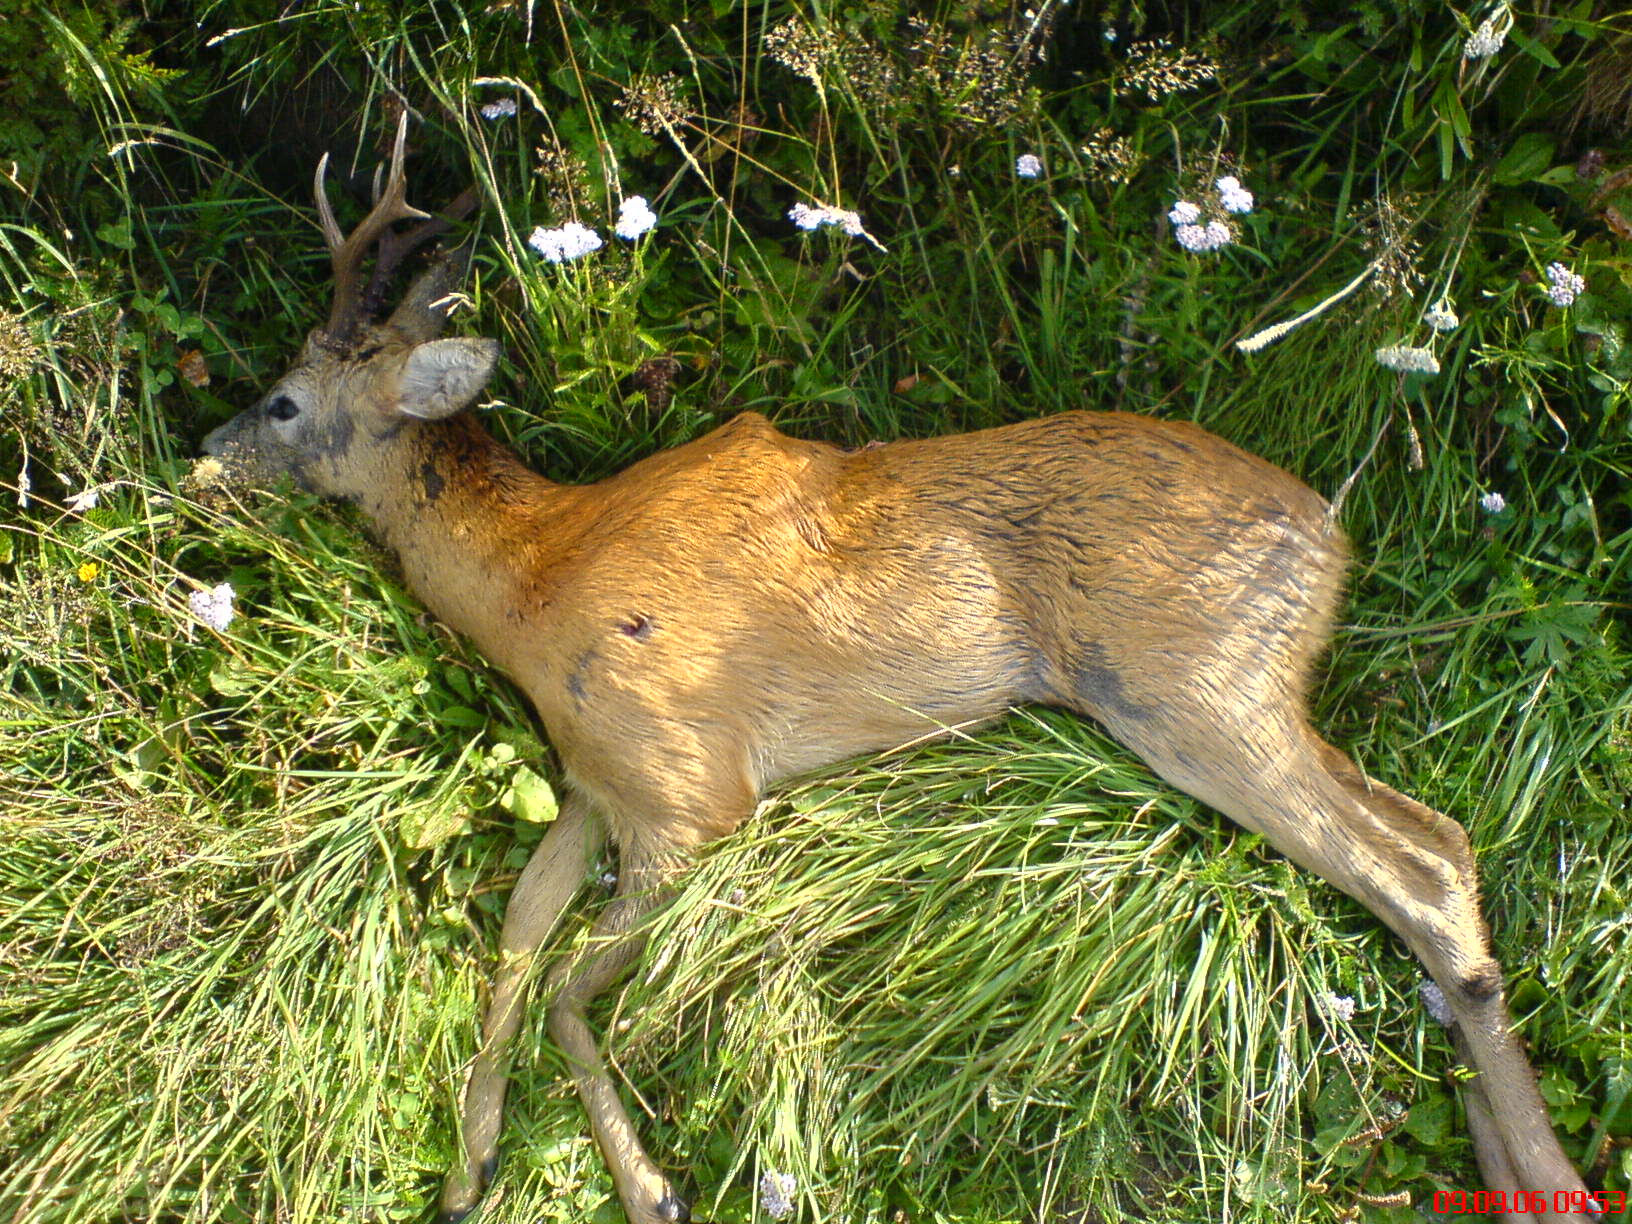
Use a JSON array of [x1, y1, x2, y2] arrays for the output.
[[372, 407, 1344, 852]]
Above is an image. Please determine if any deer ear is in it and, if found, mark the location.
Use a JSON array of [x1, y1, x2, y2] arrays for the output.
[[394, 338, 501, 420]]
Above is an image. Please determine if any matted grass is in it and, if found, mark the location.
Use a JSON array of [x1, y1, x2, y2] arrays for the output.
[[2, 3, 1629, 1222]]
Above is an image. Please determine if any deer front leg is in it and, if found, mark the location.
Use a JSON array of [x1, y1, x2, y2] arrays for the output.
[[440, 792, 603, 1222], [545, 843, 693, 1223]]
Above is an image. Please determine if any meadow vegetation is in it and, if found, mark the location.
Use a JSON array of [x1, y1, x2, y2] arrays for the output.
[[1, 2, 1629, 1221]]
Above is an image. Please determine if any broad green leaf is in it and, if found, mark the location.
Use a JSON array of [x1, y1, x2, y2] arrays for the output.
[[1493, 133, 1556, 186], [501, 765, 558, 824]]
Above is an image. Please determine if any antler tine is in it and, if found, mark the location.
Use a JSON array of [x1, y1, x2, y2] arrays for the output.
[[371, 185, 481, 333], [317, 111, 432, 344], [313, 153, 346, 253]]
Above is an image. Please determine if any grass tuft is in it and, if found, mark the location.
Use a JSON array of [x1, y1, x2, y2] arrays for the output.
[[2, 3, 1629, 1222]]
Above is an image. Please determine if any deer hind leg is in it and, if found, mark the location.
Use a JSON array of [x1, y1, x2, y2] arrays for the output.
[[1118, 713, 1591, 1221], [440, 791, 603, 1222], [546, 841, 692, 1224]]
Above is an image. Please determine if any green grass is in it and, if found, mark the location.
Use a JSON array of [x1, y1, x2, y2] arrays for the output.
[[2, 3, 1631, 1222]]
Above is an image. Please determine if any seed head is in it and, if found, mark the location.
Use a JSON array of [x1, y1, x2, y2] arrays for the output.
[[1119, 37, 1220, 101], [616, 72, 691, 136]]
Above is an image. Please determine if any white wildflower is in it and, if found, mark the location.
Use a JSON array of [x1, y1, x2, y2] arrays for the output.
[[1324, 993, 1357, 1022], [1544, 262, 1586, 307], [1015, 153, 1043, 179], [1464, 10, 1510, 60], [599, 870, 619, 891], [188, 582, 236, 632], [1168, 199, 1201, 226], [527, 221, 603, 263], [479, 97, 518, 120], [788, 201, 864, 236], [65, 485, 101, 514], [613, 195, 657, 240], [758, 1170, 796, 1220], [1375, 344, 1440, 375], [1419, 979, 1454, 1027], [1174, 224, 1208, 251], [16, 463, 29, 509], [1424, 301, 1459, 331], [1480, 491, 1507, 514], [1176, 218, 1231, 252], [1215, 174, 1254, 214]]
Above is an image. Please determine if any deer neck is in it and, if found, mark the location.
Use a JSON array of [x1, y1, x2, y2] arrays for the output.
[[360, 413, 571, 658]]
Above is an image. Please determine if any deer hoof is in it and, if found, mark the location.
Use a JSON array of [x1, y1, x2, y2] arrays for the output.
[[654, 1193, 691, 1222], [437, 1153, 497, 1223]]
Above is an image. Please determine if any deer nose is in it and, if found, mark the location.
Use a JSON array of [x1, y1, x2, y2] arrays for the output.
[[200, 416, 242, 456]]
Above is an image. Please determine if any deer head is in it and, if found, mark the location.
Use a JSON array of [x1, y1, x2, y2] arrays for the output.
[[202, 115, 496, 501]]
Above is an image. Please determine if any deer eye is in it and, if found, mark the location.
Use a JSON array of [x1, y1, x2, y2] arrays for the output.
[[266, 395, 300, 422]]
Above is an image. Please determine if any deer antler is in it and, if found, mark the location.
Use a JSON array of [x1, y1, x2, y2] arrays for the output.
[[314, 111, 432, 345], [364, 184, 480, 324]]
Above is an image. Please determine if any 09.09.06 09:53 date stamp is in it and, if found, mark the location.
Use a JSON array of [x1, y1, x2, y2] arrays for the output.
[[1430, 1189, 1625, 1215]]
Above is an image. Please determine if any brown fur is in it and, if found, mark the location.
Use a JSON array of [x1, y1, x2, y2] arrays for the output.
[[200, 164, 1593, 1223]]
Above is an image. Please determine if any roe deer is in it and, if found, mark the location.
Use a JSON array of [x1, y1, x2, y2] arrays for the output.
[[200, 116, 1597, 1223]]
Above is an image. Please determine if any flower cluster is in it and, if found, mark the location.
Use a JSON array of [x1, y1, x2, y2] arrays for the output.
[[527, 197, 657, 265], [1419, 979, 1453, 1027], [1215, 175, 1253, 213], [1464, 9, 1510, 59], [1545, 262, 1585, 307], [1324, 993, 1357, 1022], [1015, 153, 1042, 179], [758, 1170, 797, 1220], [1168, 174, 1253, 253], [614, 195, 657, 240], [1175, 219, 1232, 252], [480, 96, 518, 120], [528, 221, 603, 263], [189, 582, 236, 632], [1375, 344, 1441, 375], [788, 201, 864, 236], [1423, 301, 1459, 332], [1480, 491, 1507, 514]]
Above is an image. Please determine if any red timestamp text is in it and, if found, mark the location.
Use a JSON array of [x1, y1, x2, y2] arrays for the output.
[[1430, 1189, 1626, 1215]]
